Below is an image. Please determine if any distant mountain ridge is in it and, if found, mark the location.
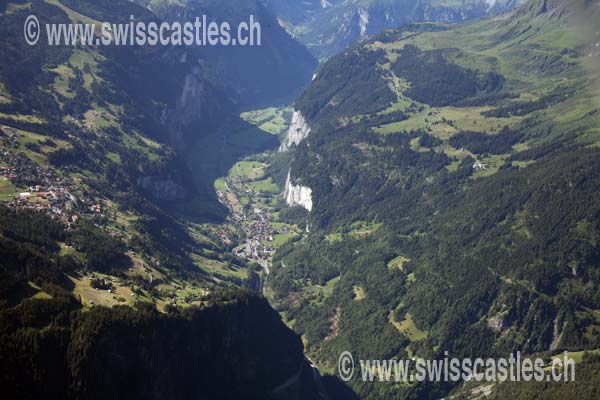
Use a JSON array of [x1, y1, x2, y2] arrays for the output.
[[263, 0, 526, 58], [137, 0, 318, 108]]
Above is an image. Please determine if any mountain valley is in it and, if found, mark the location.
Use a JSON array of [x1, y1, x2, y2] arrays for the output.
[[1, 0, 600, 399]]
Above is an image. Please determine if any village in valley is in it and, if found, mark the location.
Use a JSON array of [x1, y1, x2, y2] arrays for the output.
[[207, 108, 303, 286], [0, 126, 104, 226], [0, 134, 212, 310], [0, 107, 299, 309], [214, 160, 299, 273]]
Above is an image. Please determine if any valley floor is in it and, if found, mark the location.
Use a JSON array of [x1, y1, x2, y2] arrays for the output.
[[212, 107, 302, 293]]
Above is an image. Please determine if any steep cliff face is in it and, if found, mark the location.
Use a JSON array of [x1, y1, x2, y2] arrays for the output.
[[284, 170, 313, 211], [280, 110, 312, 151], [165, 67, 232, 151], [139, 65, 226, 201]]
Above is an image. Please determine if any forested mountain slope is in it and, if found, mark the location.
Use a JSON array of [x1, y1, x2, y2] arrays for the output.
[[271, 0, 600, 398], [0, 215, 326, 400], [0, 2, 304, 377], [0, 0, 307, 293]]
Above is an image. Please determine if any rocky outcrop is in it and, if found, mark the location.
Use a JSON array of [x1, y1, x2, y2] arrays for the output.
[[550, 316, 566, 351], [280, 110, 311, 151], [166, 67, 227, 151], [358, 7, 369, 36], [284, 170, 313, 211]]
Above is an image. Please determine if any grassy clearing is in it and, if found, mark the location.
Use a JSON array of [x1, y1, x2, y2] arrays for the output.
[[302, 276, 341, 304], [259, 116, 288, 135], [353, 285, 366, 301], [229, 160, 266, 180], [85, 108, 116, 129], [26, 282, 54, 300], [0, 82, 11, 104], [49, 64, 76, 99], [214, 177, 226, 191], [0, 179, 16, 201], [241, 107, 291, 135], [241, 107, 278, 125], [325, 221, 382, 242], [437, 106, 520, 134], [0, 113, 44, 124], [348, 221, 382, 239], [272, 233, 296, 247], [45, 0, 102, 26], [169, 284, 210, 308], [6, 126, 71, 165], [71, 50, 101, 90], [59, 242, 83, 259], [472, 153, 510, 179], [120, 132, 161, 161], [32, 291, 53, 300], [390, 311, 428, 342], [325, 232, 343, 243], [281, 310, 296, 330], [4, 3, 30, 15], [512, 160, 536, 169], [369, 38, 411, 52], [14, 128, 68, 149], [138, 134, 161, 149], [410, 137, 429, 153], [552, 349, 600, 365], [70, 275, 137, 309], [324, 276, 340, 288], [375, 106, 458, 138], [512, 210, 533, 240], [269, 221, 296, 231], [105, 152, 121, 164], [388, 255, 411, 272], [374, 106, 518, 138], [247, 178, 279, 194], [443, 144, 473, 171], [191, 252, 248, 280], [49, 49, 102, 99], [303, 283, 337, 307]]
